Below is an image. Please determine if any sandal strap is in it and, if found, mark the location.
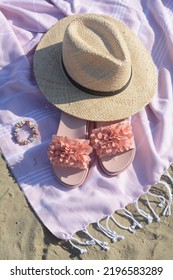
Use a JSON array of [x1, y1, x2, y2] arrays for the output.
[[48, 135, 93, 169], [90, 120, 135, 158]]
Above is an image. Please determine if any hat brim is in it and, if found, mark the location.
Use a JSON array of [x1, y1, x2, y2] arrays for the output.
[[33, 14, 157, 121]]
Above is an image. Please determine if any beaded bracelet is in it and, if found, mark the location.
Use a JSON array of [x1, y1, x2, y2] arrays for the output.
[[13, 120, 39, 145]]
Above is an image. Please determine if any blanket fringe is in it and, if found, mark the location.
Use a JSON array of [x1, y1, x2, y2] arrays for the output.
[[146, 190, 166, 208], [134, 200, 153, 224], [144, 194, 160, 221], [69, 239, 88, 254], [110, 213, 134, 232], [97, 216, 124, 242], [68, 236, 96, 254], [82, 228, 110, 251], [68, 167, 173, 254], [159, 180, 172, 216], [124, 208, 143, 230]]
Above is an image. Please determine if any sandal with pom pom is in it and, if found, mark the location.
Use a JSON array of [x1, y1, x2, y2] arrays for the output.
[[90, 119, 136, 176], [48, 111, 93, 188]]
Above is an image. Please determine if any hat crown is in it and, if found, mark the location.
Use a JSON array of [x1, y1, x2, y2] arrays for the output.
[[62, 16, 132, 93]]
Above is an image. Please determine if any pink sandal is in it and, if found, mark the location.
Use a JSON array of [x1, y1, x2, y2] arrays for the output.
[[48, 112, 93, 188], [90, 119, 136, 176]]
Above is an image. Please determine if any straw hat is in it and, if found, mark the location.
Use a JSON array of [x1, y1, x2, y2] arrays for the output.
[[33, 14, 157, 121]]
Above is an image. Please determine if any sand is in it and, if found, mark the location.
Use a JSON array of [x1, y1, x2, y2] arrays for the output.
[[0, 153, 173, 260]]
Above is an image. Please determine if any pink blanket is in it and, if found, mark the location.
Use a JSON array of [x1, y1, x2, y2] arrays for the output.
[[0, 0, 173, 252]]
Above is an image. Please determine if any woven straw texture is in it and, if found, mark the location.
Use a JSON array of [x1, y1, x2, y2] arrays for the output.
[[34, 14, 157, 121]]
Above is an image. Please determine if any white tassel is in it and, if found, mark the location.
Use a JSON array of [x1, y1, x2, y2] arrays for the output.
[[147, 190, 166, 208], [160, 180, 172, 216], [124, 208, 143, 229], [144, 195, 160, 221], [134, 200, 153, 224], [97, 220, 117, 242], [97, 217, 124, 242], [106, 216, 124, 239], [71, 237, 95, 246], [82, 229, 109, 251], [110, 214, 134, 233], [105, 216, 125, 240], [68, 235, 96, 254], [69, 239, 87, 254]]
